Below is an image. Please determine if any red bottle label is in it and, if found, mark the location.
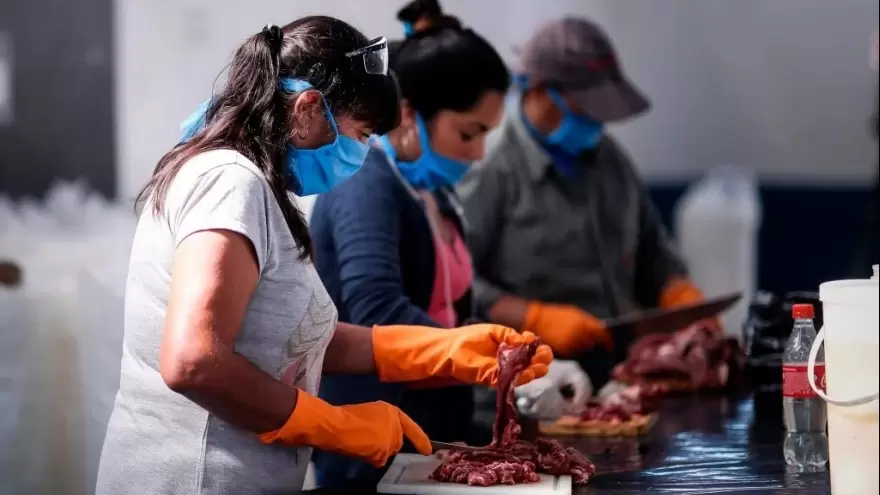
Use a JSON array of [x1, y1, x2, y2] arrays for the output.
[[782, 364, 826, 398]]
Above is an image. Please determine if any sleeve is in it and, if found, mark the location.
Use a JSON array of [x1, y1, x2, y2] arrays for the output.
[[622, 155, 690, 307], [455, 159, 509, 318], [165, 162, 271, 273], [330, 177, 439, 327]]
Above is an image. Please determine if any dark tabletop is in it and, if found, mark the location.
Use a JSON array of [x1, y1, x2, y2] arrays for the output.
[[307, 393, 831, 494], [566, 393, 829, 494]]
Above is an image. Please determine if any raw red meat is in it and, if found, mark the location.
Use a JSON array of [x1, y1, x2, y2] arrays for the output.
[[612, 324, 746, 390], [430, 340, 596, 486], [432, 438, 594, 486], [492, 340, 538, 448], [429, 449, 541, 486]]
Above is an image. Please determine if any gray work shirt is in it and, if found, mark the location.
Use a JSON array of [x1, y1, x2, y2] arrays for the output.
[[456, 97, 688, 320]]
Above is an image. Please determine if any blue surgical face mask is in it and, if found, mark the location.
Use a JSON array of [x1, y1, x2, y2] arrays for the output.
[[179, 78, 369, 197], [543, 89, 604, 156], [376, 114, 469, 191], [402, 21, 415, 37], [280, 79, 371, 196]]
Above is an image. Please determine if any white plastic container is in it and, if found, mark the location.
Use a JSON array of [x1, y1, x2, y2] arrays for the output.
[[0, 287, 33, 494], [674, 166, 761, 339], [808, 267, 879, 495], [0, 182, 136, 494]]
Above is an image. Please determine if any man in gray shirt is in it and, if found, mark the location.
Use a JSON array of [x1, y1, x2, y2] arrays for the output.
[[458, 17, 715, 386]]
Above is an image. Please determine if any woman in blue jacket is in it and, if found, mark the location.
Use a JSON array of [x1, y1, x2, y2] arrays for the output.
[[308, 0, 510, 486]]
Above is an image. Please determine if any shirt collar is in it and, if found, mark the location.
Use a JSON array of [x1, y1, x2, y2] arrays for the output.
[[505, 93, 555, 183]]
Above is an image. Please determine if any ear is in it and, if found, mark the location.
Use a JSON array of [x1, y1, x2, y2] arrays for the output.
[[527, 80, 550, 97], [522, 83, 552, 110], [290, 89, 325, 130]]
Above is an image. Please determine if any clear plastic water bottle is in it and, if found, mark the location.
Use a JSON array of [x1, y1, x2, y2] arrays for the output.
[[782, 303, 828, 472]]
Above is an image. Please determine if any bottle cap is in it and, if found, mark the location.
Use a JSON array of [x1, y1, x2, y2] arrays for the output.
[[792, 303, 814, 319]]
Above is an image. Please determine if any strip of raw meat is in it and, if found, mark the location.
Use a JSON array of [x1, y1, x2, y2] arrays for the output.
[[492, 340, 538, 448], [430, 339, 596, 486]]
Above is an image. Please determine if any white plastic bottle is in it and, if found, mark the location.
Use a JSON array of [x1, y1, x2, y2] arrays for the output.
[[674, 166, 761, 340]]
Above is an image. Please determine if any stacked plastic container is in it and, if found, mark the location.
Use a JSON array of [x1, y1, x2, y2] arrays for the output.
[[0, 182, 136, 495]]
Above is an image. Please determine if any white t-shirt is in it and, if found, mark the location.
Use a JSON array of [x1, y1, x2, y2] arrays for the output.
[[96, 150, 337, 494]]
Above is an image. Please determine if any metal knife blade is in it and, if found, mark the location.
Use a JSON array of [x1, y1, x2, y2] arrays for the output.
[[605, 292, 742, 337], [430, 441, 481, 453]]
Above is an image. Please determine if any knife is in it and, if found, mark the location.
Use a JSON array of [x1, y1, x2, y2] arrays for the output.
[[430, 441, 481, 453], [605, 292, 742, 337]]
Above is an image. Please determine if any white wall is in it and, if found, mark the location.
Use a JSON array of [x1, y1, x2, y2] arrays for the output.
[[116, 0, 879, 203]]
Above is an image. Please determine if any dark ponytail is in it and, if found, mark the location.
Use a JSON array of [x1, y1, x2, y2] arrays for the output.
[[391, 1, 509, 120], [397, 0, 442, 24], [262, 24, 283, 60], [137, 16, 399, 261], [397, 0, 461, 33]]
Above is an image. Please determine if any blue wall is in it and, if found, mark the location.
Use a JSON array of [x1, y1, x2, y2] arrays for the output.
[[649, 185, 878, 294]]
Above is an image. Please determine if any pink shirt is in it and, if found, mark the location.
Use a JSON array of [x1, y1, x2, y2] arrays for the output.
[[427, 218, 474, 328]]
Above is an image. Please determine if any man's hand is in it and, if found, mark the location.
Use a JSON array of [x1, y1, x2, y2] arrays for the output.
[[524, 302, 613, 357], [660, 278, 724, 333]]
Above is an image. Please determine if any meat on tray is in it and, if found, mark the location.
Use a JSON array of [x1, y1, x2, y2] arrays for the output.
[[612, 324, 746, 390], [430, 339, 596, 487], [580, 383, 666, 422]]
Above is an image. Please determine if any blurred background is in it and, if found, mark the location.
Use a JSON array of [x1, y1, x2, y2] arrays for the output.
[[2, 0, 877, 289], [0, 0, 877, 494]]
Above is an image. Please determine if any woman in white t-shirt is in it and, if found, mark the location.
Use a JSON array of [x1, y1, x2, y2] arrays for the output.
[[95, 16, 552, 494]]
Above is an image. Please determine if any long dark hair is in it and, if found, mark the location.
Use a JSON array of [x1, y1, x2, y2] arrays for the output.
[[137, 16, 399, 260], [392, 0, 509, 120]]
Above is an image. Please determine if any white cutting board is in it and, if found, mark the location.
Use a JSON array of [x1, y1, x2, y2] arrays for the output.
[[377, 454, 572, 495]]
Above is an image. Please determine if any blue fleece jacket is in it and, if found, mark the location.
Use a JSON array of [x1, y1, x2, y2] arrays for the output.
[[308, 147, 474, 486]]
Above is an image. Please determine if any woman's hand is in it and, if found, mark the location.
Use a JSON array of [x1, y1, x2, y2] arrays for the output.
[[259, 390, 431, 468], [371, 324, 553, 387]]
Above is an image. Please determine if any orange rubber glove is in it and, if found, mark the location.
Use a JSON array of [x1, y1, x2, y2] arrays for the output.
[[258, 390, 431, 467], [524, 302, 614, 357], [372, 324, 553, 387], [660, 277, 722, 333], [659, 277, 705, 308]]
